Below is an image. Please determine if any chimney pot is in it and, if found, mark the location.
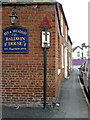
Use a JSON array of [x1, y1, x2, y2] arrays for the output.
[[82, 43, 86, 48]]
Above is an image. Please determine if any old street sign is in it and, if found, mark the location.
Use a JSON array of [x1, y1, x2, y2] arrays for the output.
[[3, 27, 28, 53]]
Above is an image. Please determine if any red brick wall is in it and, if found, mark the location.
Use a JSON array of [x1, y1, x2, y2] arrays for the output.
[[55, 11, 59, 99], [58, 4, 67, 78], [2, 4, 56, 106], [68, 40, 72, 73], [54, 4, 68, 99], [2, 3, 70, 107], [0, 4, 2, 104]]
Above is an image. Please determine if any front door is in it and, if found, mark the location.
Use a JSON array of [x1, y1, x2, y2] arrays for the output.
[[65, 47, 68, 78]]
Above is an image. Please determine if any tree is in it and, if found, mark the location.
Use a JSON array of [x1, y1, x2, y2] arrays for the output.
[[81, 52, 83, 59]]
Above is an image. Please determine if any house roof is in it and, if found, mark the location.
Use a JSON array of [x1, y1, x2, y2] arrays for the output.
[[59, 4, 69, 30], [55, 2, 69, 35], [72, 59, 86, 65], [0, 0, 55, 2], [72, 46, 83, 52], [83, 45, 90, 49], [68, 35, 72, 45]]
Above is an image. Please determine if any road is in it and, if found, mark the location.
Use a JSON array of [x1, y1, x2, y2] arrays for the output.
[[1, 69, 89, 119]]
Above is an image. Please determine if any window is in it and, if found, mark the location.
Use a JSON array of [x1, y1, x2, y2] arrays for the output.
[[66, 26, 67, 42], [62, 44, 64, 68], [61, 13, 64, 36], [77, 51, 80, 57], [58, 34, 61, 75]]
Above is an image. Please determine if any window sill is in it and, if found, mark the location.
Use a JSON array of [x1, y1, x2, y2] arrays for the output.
[[62, 66, 64, 69], [62, 34, 64, 37], [58, 69, 61, 75]]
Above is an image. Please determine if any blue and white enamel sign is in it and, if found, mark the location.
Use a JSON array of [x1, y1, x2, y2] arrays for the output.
[[3, 27, 28, 53]]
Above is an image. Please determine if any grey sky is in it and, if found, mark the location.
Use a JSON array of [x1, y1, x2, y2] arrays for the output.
[[57, 0, 89, 48], [0, 0, 89, 48]]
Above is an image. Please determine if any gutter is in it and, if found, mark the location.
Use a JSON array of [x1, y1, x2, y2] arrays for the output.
[[1, 1, 57, 5], [68, 35, 72, 45], [55, 2, 61, 35], [60, 4, 69, 30]]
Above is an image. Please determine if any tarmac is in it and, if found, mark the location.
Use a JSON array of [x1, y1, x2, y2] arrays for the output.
[[1, 69, 89, 119]]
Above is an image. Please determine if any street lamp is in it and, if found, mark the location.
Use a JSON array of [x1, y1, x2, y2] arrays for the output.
[[9, 8, 18, 25]]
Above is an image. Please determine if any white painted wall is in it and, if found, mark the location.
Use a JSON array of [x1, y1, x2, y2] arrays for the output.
[[72, 47, 82, 59], [72, 65, 81, 69], [83, 47, 89, 59]]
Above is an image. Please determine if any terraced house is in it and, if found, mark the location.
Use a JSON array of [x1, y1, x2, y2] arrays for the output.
[[1, 0, 72, 107]]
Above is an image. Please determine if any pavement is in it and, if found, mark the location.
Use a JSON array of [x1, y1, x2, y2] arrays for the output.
[[53, 69, 89, 118], [0, 103, 2, 120], [1, 69, 89, 119]]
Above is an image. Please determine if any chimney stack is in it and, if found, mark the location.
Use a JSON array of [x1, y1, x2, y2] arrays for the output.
[[82, 43, 86, 48]]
